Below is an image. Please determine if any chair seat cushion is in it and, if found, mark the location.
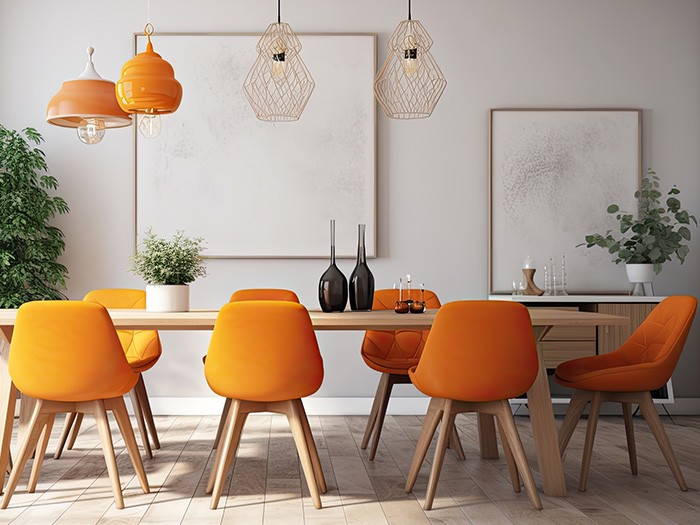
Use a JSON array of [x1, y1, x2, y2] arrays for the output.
[[555, 354, 666, 392]]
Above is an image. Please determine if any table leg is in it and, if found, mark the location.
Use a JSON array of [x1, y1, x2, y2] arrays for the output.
[[477, 413, 499, 459], [527, 326, 567, 497], [0, 328, 17, 491]]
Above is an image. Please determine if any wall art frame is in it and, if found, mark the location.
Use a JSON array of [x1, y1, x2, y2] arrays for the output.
[[133, 32, 377, 258], [488, 108, 642, 294]]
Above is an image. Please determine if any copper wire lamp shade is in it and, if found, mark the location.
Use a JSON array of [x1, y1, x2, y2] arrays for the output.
[[374, 0, 446, 119], [243, 0, 315, 122]]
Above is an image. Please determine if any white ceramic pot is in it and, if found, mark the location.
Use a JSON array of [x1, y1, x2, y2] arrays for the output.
[[625, 263, 655, 284], [146, 284, 190, 312]]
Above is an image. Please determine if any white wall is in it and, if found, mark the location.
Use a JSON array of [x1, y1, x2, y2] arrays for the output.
[[1, 0, 699, 413]]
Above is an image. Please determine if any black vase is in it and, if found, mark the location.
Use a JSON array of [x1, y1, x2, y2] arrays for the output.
[[318, 219, 348, 312], [349, 224, 374, 311]]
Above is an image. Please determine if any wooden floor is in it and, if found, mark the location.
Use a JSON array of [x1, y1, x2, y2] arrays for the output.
[[0, 412, 698, 524]]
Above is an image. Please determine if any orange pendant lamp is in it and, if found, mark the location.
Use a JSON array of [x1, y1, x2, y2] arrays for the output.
[[46, 47, 132, 145], [116, 23, 182, 138]]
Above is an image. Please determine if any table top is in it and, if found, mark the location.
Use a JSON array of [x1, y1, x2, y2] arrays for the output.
[[0, 307, 629, 331], [489, 294, 666, 304]]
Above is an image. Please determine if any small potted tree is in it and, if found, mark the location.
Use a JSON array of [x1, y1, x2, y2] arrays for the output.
[[581, 169, 696, 294], [0, 126, 69, 307], [130, 229, 206, 311]]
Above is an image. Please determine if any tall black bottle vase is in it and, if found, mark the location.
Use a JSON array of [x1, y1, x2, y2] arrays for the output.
[[349, 224, 374, 311], [318, 219, 348, 312]]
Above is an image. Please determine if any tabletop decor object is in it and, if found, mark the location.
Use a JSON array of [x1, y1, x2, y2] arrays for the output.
[[580, 169, 697, 295], [318, 220, 348, 312], [46, 47, 132, 145], [0, 126, 69, 307], [521, 255, 544, 296], [374, 0, 446, 119], [243, 0, 314, 122], [349, 224, 374, 310], [130, 229, 206, 312]]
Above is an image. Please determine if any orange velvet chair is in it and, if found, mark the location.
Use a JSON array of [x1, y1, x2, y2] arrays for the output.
[[2, 301, 149, 510], [404, 301, 542, 511], [555, 295, 697, 492], [204, 301, 326, 509], [209, 288, 300, 449], [55, 289, 163, 460], [360, 289, 465, 461]]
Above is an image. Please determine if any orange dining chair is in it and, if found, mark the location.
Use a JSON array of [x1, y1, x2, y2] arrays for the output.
[[209, 288, 300, 450], [55, 289, 163, 460], [2, 301, 148, 510], [360, 289, 464, 461], [405, 301, 542, 511], [555, 295, 697, 492], [204, 300, 326, 509]]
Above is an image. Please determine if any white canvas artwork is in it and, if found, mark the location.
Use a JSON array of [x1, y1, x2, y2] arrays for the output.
[[490, 109, 641, 293], [135, 33, 376, 258]]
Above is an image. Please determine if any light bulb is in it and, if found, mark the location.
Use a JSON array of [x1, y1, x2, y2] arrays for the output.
[[272, 51, 287, 78], [139, 114, 162, 139], [402, 35, 419, 76], [76, 118, 106, 145]]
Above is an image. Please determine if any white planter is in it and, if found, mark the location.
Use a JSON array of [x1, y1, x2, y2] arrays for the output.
[[625, 263, 655, 296], [146, 284, 190, 312]]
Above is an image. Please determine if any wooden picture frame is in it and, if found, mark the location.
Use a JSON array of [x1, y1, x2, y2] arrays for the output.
[[134, 32, 377, 258], [489, 108, 641, 294]]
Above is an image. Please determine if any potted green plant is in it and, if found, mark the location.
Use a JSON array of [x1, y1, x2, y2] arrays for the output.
[[580, 169, 696, 294], [0, 126, 69, 307], [130, 229, 206, 312]]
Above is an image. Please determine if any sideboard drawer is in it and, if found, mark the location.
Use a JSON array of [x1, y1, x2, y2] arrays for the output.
[[540, 341, 597, 368], [543, 325, 596, 341]]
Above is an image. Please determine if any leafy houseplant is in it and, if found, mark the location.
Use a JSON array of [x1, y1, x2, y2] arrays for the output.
[[130, 229, 206, 312], [0, 126, 69, 307], [581, 169, 697, 275]]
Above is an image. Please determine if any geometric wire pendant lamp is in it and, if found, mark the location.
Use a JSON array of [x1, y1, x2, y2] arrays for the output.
[[374, 0, 447, 119], [243, 0, 315, 122]]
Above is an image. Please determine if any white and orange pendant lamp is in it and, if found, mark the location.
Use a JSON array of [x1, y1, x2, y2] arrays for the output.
[[46, 47, 132, 145], [243, 0, 315, 121], [374, 0, 447, 119], [116, 20, 182, 138]]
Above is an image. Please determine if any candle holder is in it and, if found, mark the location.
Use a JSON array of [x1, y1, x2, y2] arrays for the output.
[[522, 268, 544, 296]]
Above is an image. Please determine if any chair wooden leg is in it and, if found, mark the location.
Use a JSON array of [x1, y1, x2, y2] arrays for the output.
[[447, 419, 465, 460], [638, 391, 687, 491], [66, 412, 84, 450], [109, 397, 150, 494], [361, 373, 388, 450], [296, 399, 327, 494], [54, 412, 77, 459], [1, 400, 46, 509], [558, 389, 590, 457], [27, 414, 55, 493], [495, 400, 542, 510], [405, 397, 444, 494], [287, 400, 323, 509], [93, 399, 124, 510], [212, 397, 232, 450], [579, 391, 602, 492], [129, 386, 153, 460], [209, 399, 247, 508], [622, 401, 638, 476], [424, 399, 454, 511], [497, 417, 521, 493], [136, 375, 160, 450]]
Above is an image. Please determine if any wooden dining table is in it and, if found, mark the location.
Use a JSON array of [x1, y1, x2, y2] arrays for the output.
[[0, 306, 628, 497]]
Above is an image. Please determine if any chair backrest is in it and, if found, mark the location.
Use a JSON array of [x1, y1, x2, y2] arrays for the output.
[[409, 301, 539, 402], [615, 295, 697, 387], [83, 289, 161, 366], [9, 301, 137, 402], [360, 289, 441, 372], [205, 301, 323, 402], [229, 288, 299, 303]]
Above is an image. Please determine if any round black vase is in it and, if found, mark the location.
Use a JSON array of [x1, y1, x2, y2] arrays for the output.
[[318, 219, 348, 312]]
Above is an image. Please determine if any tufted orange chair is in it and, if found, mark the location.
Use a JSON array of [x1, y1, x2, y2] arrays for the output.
[[209, 288, 300, 450], [404, 301, 542, 511], [203, 301, 326, 509], [2, 301, 149, 510], [360, 289, 465, 461], [556, 295, 697, 492], [55, 289, 163, 460]]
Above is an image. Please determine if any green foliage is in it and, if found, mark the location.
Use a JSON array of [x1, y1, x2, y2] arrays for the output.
[[580, 169, 697, 274], [130, 229, 207, 285], [0, 126, 69, 307]]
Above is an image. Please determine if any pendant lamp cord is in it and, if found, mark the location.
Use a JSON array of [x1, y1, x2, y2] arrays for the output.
[[408, 0, 412, 20], [278, 0, 281, 23]]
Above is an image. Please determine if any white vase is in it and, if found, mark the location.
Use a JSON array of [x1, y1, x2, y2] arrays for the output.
[[625, 264, 655, 296], [146, 284, 190, 312]]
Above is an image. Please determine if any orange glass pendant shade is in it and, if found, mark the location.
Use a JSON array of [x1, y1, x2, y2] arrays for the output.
[[116, 24, 182, 115]]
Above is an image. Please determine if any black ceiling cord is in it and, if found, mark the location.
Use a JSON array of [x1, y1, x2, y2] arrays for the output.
[[278, 0, 281, 23], [408, 0, 412, 20]]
